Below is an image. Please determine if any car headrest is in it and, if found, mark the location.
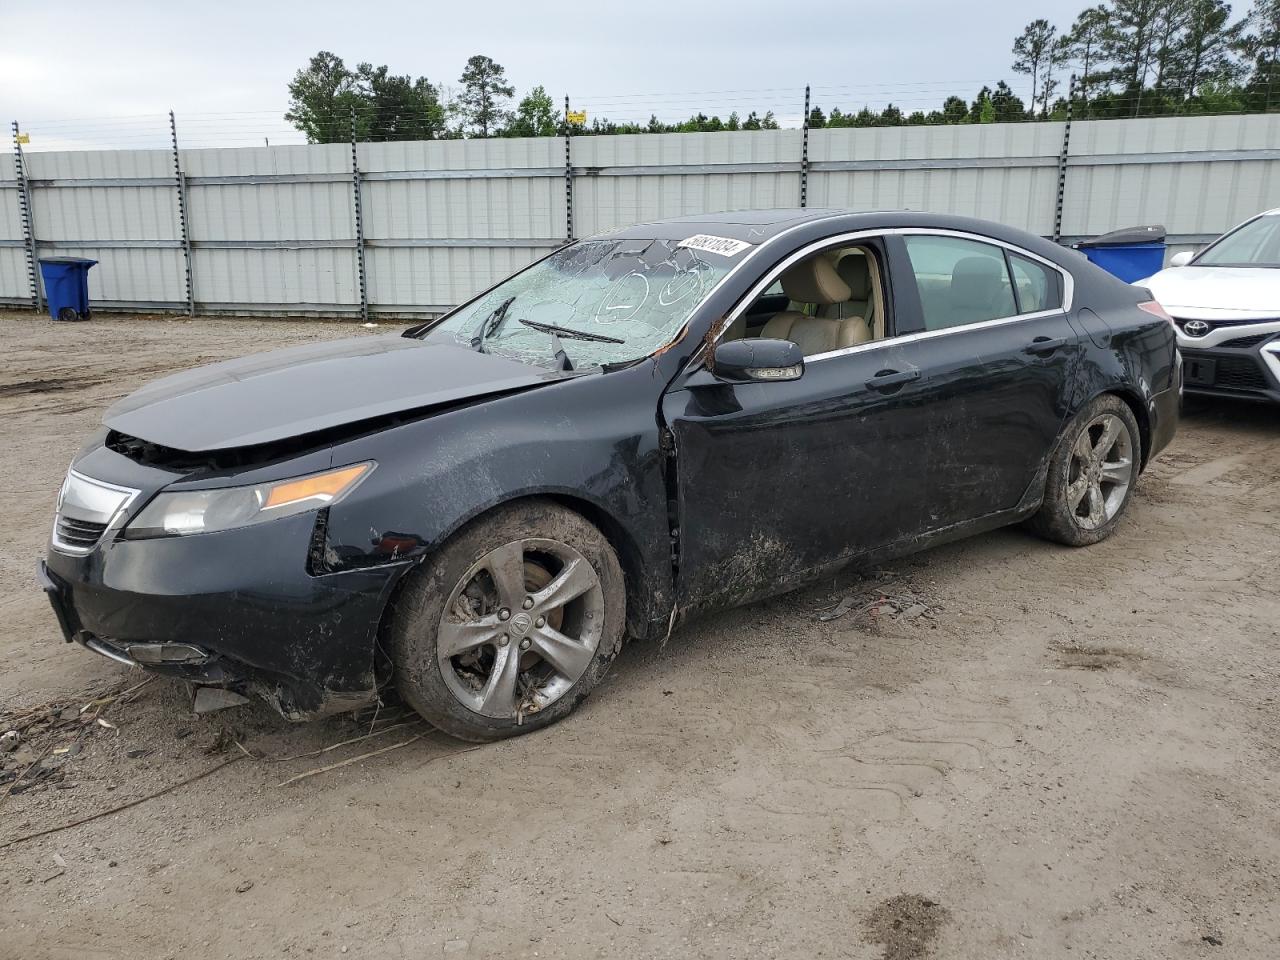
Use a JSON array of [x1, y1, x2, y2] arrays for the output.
[[835, 252, 871, 300], [951, 256, 1003, 308], [781, 255, 851, 306]]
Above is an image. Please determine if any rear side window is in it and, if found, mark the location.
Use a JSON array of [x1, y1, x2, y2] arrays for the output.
[[903, 236, 1018, 331], [1009, 252, 1063, 313]]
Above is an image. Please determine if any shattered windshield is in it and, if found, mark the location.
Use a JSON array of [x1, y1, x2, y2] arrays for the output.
[[424, 239, 736, 368]]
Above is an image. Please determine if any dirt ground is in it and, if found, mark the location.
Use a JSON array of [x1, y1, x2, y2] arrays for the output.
[[1, 310, 1277, 960]]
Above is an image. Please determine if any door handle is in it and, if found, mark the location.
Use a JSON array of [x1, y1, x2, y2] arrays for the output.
[[1024, 336, 1068, 355], [865, 368, 921, 391]]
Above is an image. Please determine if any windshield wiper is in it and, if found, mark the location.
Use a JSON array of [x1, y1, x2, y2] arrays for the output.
[[470, 296, 516, 353], [517, 319, 626, 372], [516, 318, 625, 344]]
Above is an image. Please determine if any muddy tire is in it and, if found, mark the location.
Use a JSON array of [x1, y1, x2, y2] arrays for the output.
[[389, 499, 626, 742], [1029, 394, 1141, 547]]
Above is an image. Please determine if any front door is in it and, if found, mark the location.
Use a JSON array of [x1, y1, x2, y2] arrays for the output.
[[661, 340, 947, 613]]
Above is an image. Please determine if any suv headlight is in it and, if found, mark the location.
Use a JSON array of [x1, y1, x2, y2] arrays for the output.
[[125, 462, 373, 538]]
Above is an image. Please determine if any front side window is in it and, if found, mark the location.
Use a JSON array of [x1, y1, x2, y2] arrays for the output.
[[1196, 214, 1280, 268], [425, 239, 734, 368], [904, 235, 1018, 331]]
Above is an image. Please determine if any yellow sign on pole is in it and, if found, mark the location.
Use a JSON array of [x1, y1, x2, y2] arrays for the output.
[[566, 110, 587, 126], [15, 133, 29, 144]]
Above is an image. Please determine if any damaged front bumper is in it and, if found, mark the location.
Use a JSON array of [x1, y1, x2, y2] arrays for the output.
[[40, 508, 412, 720]]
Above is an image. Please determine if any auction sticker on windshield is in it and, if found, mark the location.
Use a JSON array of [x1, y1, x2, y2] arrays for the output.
[[677, 235, 752, 257]]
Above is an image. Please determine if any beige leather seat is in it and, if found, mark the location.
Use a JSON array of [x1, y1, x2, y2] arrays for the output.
[[761, 256, 871, 355], [820, 252, 877, 342]]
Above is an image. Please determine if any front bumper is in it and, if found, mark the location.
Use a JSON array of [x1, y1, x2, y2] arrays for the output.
[[1176, 322, 1280, 404], [41, 509, 411, 719]]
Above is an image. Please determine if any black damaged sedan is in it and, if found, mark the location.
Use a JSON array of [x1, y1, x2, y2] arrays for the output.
[[41, 210, 1180, 741]]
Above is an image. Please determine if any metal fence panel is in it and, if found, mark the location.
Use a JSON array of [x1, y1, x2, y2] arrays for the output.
[[365, 245, 554, 315], [1061, 115, 1280, 243], [5, 114, 1280, 316], [809, 123, 1064, 235], [0, 251, 27, 304], [571, 131, 805, 236], [195, 247, 359, 308], [359, 138, 563, 308]]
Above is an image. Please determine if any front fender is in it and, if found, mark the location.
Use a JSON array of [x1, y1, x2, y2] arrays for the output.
[[318, 369, 674, 632]]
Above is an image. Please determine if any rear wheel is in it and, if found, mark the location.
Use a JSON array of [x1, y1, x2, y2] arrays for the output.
[[389, 500, 625, 741], [56, 307, 79, 322], [1029, 395, 1141, 547]]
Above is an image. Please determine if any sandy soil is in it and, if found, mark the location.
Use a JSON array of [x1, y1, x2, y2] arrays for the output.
[[1, 310, 1277, 960]]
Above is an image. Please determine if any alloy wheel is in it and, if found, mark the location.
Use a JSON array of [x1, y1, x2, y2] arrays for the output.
[[1065, 412, 1133, 530], [436, 538, 605, 720]]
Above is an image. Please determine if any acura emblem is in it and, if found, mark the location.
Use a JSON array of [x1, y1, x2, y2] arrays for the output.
[[1182, 320, 1210, 337]]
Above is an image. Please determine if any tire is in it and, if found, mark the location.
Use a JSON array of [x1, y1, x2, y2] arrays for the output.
[[56, 307, 79, 322], [389, 499, 626, 741], [1029, 394, 1141, 547]]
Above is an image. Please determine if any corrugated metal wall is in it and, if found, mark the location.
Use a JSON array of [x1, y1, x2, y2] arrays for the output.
[[3, 113, 1279, 317]]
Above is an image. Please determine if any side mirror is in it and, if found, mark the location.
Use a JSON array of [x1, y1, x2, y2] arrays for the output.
[[1169, 250, 1195, 268], [710, 338, 804, 383]]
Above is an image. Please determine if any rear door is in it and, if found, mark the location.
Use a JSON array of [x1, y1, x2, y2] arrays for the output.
[[883, 231, 1082, 522]]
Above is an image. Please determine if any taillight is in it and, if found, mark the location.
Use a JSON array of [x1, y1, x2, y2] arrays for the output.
[[1138, 300, 1175, 324]]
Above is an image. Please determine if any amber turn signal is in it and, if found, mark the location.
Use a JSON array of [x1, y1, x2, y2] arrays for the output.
[[263, 463, 373, 511]]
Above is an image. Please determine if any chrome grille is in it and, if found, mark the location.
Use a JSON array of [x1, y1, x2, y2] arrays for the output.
[[51, 471, 141, 555], [55, 516, 109, 549]]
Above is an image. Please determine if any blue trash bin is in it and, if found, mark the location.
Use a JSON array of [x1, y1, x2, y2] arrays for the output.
[[1073, 226, 1166, 283], [38, 257, 98, 322]]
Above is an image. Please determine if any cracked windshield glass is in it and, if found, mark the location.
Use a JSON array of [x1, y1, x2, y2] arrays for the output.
[[424, 239, 735, 367]]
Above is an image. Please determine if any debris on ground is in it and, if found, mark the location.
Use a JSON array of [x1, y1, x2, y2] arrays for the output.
[[864, 893, 950, 960], [816, 578, 940, 626], [0, 677, 153, 800]]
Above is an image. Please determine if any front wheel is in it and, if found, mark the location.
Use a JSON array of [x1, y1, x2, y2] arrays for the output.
[[1029, 395, 1141, 547], [389, 500, 626, 741]]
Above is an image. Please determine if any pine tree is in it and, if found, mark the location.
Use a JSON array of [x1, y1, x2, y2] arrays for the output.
[[457, 55, 515, 137]]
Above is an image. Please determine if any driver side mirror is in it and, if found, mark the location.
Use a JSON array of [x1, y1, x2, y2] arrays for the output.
[[1169, 250, 1196, 268], [710, 338, 805, 383]]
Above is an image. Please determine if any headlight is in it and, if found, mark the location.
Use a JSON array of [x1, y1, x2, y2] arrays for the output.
[[126, 462, 373, 538]]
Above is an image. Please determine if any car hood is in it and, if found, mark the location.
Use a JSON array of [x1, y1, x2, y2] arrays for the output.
[[1141, 265, 1280, 317], [103, 334, 567, 452]]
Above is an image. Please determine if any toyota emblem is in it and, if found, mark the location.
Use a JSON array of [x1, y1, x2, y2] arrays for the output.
[[1182, 320, 1210, 337]]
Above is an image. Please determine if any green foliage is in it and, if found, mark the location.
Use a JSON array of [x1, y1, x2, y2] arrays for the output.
[[285, 51, 364, 144], [1013, 18, 1067, 114], [504, 86, 559, 137], [290, 5, 1280, 147], [285, 52, 445, 143], [457, 55, 515, 137]]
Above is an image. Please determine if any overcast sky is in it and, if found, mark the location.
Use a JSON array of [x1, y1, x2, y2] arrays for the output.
[[3, 0, 1085, 151]]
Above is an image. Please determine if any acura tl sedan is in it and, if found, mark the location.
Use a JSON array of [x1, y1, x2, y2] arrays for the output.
[[40, 210, 1180, 741], [1141, 207, 1280, 404]]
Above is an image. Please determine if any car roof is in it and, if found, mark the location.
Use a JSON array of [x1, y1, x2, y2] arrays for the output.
[[591, 208, 1068, 263]]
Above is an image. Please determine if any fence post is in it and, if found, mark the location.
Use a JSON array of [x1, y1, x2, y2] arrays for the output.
[[1052, 74, 1076, 244], [800, 85, 811, 208], [564, 95, 575, 243], [349, 108, 369, 323], [169, 111, 195, 317], [11, 121, 41, 314]]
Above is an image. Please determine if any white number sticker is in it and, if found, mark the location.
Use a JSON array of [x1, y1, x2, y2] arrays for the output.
[[677, 234, 752, 257]]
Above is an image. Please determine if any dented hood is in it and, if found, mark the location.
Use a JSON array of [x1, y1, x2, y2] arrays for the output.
[[103, 335, 563, 452]]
